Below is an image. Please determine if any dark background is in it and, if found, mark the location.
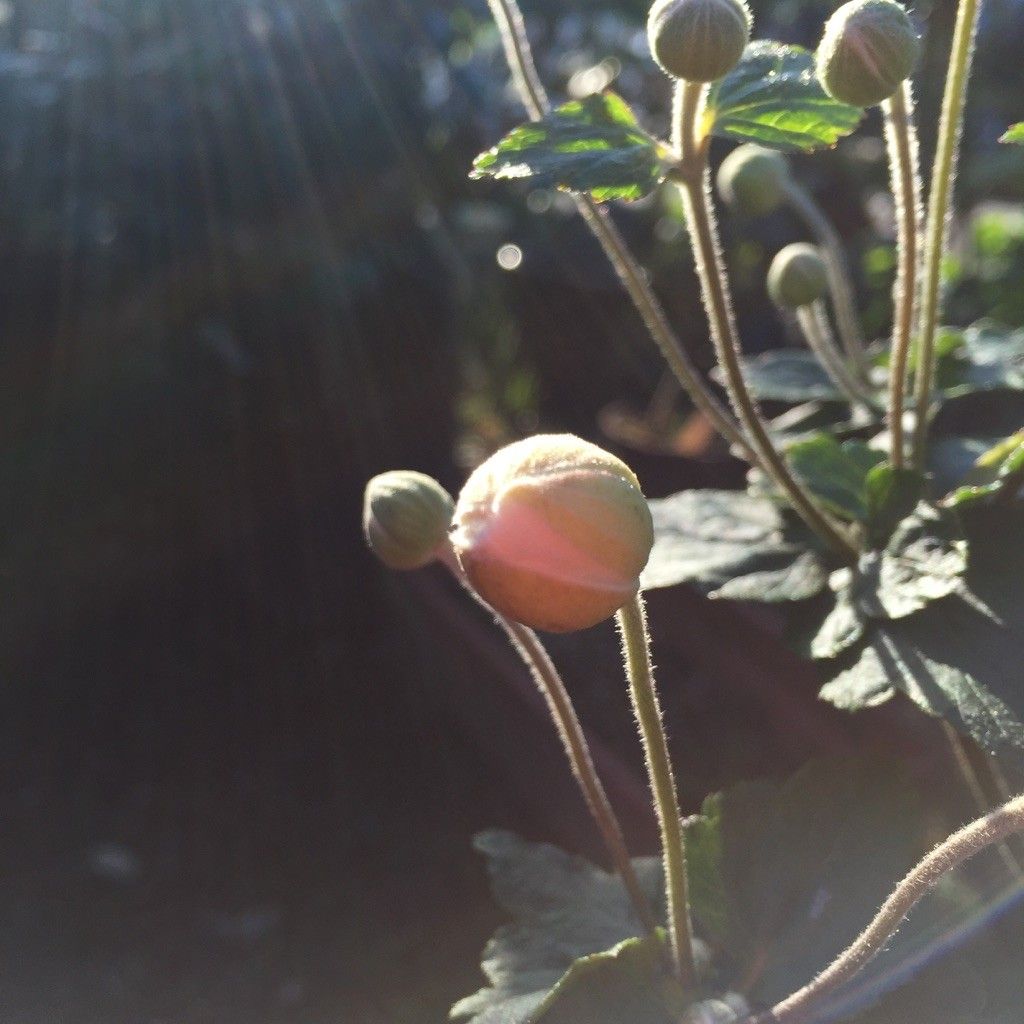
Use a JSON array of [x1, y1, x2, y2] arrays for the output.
[[2, 0, 1024, 1021]]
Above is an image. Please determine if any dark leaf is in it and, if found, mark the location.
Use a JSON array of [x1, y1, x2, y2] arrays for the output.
[[718, 350, 842, 403], [471, 93, 671, 202], [819, 507, 1024, 756], [642, 490, 828, 601], [952, 321, 1024, 393], [706, 42, 862, 152]]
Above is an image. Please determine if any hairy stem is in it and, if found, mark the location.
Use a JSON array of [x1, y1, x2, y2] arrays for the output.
[[783, 180, 868, 375], [441, 549, 659, 934], [484, 0, 753, 460], [883, 81, 923, 468], [674, 84, 859, 561], [617, 594, 696, 987], [757, 792, 1024, 1024], [912, 0, 983, 468], [796, 302, 878, 410]]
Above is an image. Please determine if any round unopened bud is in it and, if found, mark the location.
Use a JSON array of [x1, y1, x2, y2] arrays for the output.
[[363, 470, 455, 570], [816, 0, 920, 108], [451, 434, 654, 633], [717, 145, 789, 217], [768, 243, 829, 308], [647, 0, 751, 83]]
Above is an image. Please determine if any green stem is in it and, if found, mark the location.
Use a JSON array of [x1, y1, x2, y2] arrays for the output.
[[674, 83, 859, 562], [912, 0, 983, 468], [484, 0, 754, 461], [783, 180, 869, 375], [757, 792, 1024, 1024], [617, 594, 696, 988], [883, 81, 923, 469], [442, 550, 659, 934], [796, 302, 877, 410]]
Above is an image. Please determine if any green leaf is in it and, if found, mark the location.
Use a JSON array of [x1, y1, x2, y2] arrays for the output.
[[786, 435, 885, 522], [682, 757, 931, 1006], [948, 432, 1024, 506], [864, 465, 926, 547], [706, 41, 862, 152], [470, 93, 672, 202], [530, 935, 681, 1024], [718, 350, 842, 403], [820, 507, 1024, 756], [1000, 122, 1024, 144], [641, 489, 828, 601], [452, 832, 663, 1023]]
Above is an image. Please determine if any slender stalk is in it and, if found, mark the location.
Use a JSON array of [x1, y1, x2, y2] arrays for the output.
[[911, 0, 983, 468], [882, 81, 923, 468], [441, 549, 659, 934], [617, 594, 696, 988], [484, 0, 754, 461], [673, 83, 859, 562], [756, 792, 1024, 1024], [795, 302, 878, 411], [783, 180, 869, 375]]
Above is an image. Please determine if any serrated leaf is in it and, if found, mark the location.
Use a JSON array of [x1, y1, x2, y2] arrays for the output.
[[683, 758, 931, 1006], [1000, 122, 1024, 144], [717, 350, 842, 403], [706, 42, 862, 152], [471, 93, 671, 202], [452, 832, 663, 1023], [786, 435, 885, 522], [530, 935, 681, 1024], [641, 489, 828, 601], [820, 507, 1024, 756]]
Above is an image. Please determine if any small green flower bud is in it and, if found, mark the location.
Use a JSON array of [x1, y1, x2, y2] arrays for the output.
[[451, 434, 654, 633], [768, 243, 829, 308], [363, 470, 455, 570], [717, 144, 790, 217], [647, 0, 752, 83], [816, 0, 920, 108]]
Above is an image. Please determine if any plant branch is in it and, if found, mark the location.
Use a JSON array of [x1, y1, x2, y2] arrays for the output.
[[796, 302, 877, 411], [441, 548, 660, 935], [673, 86, 859, 561], [911, 0, 982, 468], [754, 791, 1024, 1024], [783, 180, 868, 375], [484, 0, 754, 460], [617, 594, 696, 988], [882, 81, 922, 468]]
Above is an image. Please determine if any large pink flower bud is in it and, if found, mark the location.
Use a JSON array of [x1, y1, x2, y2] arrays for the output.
[[451, 435, 654, 633]]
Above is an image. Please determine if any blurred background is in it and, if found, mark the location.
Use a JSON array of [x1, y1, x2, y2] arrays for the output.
[[1, 0, 1023, 1021]]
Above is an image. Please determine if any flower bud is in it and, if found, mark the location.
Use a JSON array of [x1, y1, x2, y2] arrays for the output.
[[717, 145, 789, 218], [647, 0, 752, 83], [768, 243, 829, 309], [451, 434, 654, 633], [363, 470, 455, 571], [816, 0, 920, 108]]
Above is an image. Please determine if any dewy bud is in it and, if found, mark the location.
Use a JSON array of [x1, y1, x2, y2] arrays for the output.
[[647, 0, 752, 83], [363, 470, 455, 571], [768, 243, 829, 308], [717, 144, 789, 218], [450, 434, 654, 633], [816, 0, 920, 108]]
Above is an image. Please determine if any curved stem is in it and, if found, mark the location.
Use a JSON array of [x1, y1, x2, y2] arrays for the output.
[[912, 0, 983, 468], [441, 550, 659, 935], [783, 180, 868, 375], [673, 86, 859, 561], [796, 302, 878, 411], [883, 81, 923, 468], [756, 792, 1024, 1024], [484, 0, 754, 461], [617, 594, 696, 988]]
